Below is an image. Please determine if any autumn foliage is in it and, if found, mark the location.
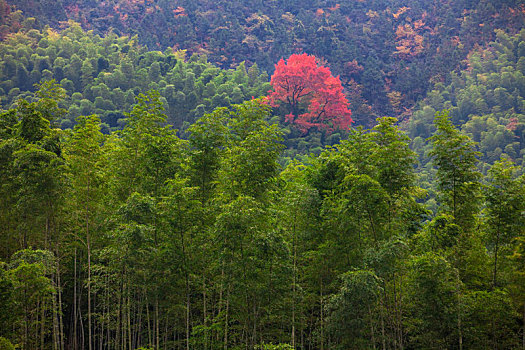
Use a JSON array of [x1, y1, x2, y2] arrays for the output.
[[267, 53, 353, 133]]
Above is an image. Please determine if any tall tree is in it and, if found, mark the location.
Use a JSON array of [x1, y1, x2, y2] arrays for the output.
[[213, 99, 287, 348], [484, 158, 525, 287], [7, 249, 56, 350], [267, 53, 353, 134], [429, 110, 482, 233], [405, 253, 460, 349], [64, 114, 106, 350], [327, 269, 381, 350], [106, 90, 185, 349]]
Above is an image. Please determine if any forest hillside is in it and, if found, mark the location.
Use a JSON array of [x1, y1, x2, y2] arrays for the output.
[[1, 0, 525, 349], [5, 0, 525, 120]]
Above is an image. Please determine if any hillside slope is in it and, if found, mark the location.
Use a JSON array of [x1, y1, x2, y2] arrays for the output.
[[7, 0, 525, 121], [0, 21, 269, 130], [409, 30, 525, 168]]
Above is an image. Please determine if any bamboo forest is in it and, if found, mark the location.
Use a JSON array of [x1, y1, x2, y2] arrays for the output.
[[1, 0, 525, 349]]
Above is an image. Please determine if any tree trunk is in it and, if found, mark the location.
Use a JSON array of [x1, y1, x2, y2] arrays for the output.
[[224, 285, 230, 350], [59, 282, 65, 350], [106, 273, 110, 350], [73, 248, 78, 350], [179, 219, 191, 350], [320, 280, 324, 350], [397, 274, 404, 350], [24, 299, 28, 350], [86, 204, 92, 350], [368, 305, 377, 350], [156, 295, 160, 350], [457, 272, 463, 350], [52, 273, 59, 350], [40, 298, 45, 350], [122, 283, 127, 350], [521, 303, 525, 350], [218, 259, 225, 344], [79, 292, 85, 350], [186, 275, 191, 350], [252, 301, 257, 349], [146, 294, 152, 348], [116, 277, 121, 350], [380, 298, 386, 350], [128, 289, 132, 350], [492, 225, 500, 288], [100, 287, 104, 350], [292, 218, 297, 349], [203, 276, 208, 349], [56, 237, 65, 350]]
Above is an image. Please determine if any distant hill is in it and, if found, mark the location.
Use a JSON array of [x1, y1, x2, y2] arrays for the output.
[[6, 0, 525, 123], [0, 20, 270, 130], [409, 30, 525, 168]]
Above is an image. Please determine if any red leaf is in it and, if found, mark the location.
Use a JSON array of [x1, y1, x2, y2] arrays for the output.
[[267, 54, 352, 134]]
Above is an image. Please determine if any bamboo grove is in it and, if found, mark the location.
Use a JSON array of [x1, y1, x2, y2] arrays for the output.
[[1, 82, 525, 349]]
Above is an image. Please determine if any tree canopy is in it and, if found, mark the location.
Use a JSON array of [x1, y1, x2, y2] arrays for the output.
[[268, 53, 352, 134]]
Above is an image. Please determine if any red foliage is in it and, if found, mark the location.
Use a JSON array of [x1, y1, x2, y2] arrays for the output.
[[267, 53, 353, 133], [173, 6, 187, 18], [65, 4, 80, 18], [0, 0, 21, 39], [506, 117, 518, 131]]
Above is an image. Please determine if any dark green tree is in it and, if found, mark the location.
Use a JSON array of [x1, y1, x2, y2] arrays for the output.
[[429, 110, 482, 233]]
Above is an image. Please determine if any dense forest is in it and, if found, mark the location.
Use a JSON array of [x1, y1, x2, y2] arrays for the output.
[[1, 86, 525, 349], [0, 19, 270, 131], [6, 0, 525, 117], [1, 0, 525, 349]]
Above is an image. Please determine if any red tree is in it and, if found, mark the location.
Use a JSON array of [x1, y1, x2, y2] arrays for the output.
[[267, 53, 353, 133]]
